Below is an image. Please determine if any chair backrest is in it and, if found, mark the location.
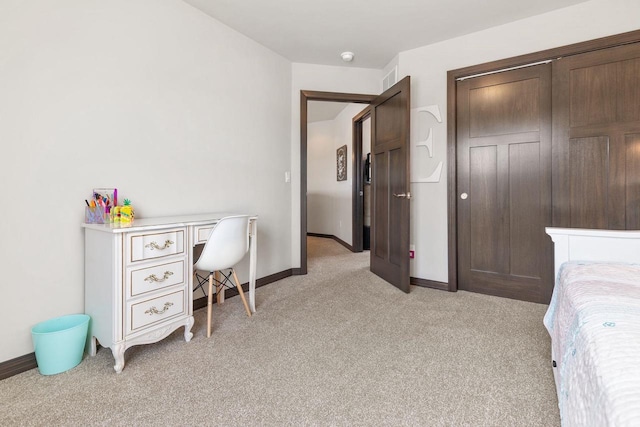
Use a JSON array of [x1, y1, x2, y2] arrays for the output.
[[194, 215, 250, 273]]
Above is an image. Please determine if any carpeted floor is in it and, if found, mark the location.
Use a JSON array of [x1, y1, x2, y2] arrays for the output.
[[0, 237, 560, 426]]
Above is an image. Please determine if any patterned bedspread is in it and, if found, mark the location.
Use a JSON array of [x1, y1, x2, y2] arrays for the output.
[[543, 262, 640, 426]]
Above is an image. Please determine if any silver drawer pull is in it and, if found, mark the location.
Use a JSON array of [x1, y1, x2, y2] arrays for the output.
[[144, 302, 173, 315], [144, 271, 174, 283], [145, 240, 174, 250]]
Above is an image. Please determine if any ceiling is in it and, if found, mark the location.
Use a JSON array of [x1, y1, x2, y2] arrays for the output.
[[182, 0, 590, 69], [307, 101, 349, 123]]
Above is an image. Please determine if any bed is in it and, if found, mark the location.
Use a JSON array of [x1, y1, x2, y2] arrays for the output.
[[544, 227, 640, 426]]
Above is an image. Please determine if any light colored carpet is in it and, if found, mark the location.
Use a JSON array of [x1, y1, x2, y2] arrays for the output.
[[0, 237, 560, 426]]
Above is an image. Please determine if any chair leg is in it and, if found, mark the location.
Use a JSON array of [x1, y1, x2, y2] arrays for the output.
[[232, 269, 252, 317], [207, 273, 214, 338], [215, 271, 224, 305]]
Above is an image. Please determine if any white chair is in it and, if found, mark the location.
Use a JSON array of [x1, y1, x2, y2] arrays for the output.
[[194, 215, 252, 337]]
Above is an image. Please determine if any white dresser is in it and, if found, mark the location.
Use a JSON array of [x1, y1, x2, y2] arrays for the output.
[[82, 213, 257, 373]]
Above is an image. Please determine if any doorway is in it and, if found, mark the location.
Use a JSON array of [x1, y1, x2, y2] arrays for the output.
[[299, 91, 376, 275], [306, 101, 372, 255]]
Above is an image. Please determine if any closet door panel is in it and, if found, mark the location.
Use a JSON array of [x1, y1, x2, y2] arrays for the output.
[[619, 58, 640, 123], [569, 63, 617, 127], [470, 78, 540, 137], [469, 145, 504, 273], [509, 142, 542, 278], [553, 42, 640, 230], [568, 137, 609, 229], [626, 135, 640, 229]]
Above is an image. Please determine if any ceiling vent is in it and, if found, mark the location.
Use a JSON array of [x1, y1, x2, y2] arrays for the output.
[[382, 66, 398, 91]]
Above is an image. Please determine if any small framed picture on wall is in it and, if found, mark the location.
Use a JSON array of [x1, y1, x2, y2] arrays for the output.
[[337, 145, 347, 181]]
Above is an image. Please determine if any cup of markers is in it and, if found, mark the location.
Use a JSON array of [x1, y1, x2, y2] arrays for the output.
[[84, 200, 106, 224], [85, 189, 115, 224]]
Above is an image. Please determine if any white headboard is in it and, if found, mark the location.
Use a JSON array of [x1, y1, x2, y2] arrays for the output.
[[546, 227, 640, 280]]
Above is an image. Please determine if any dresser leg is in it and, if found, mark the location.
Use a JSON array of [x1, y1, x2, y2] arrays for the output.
[[111, 344, 126, 373], [184, 316, 194, 342], [89, 336, 97, 357]]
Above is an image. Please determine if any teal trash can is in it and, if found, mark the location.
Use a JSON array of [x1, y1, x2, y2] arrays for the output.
[[31, 314, 90, 375]]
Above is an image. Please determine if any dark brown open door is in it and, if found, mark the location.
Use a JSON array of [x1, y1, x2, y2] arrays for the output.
[[370, 76, 411, 293], [456, 64, 553, 304]]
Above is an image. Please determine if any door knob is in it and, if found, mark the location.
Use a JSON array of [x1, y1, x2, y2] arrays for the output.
[[393, 192, 411, 199], [460, 193, 468, 200]]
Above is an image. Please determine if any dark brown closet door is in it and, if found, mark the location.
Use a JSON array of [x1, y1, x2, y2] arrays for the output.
[[553, 43, 640, 229], [457, 64, 553, 303]]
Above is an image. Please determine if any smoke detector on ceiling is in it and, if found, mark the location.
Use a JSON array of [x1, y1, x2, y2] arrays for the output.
[[341, 51, 355, 62]]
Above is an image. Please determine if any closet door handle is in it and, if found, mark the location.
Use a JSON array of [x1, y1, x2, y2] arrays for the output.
[[460, 193, 468, 200]]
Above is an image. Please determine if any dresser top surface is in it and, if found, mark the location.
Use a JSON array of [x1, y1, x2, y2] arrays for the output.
[[82, 212, 257, 233]]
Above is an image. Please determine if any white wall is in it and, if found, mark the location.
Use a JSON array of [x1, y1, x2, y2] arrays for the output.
[[291, 64, 382, 266], [307, 104, 368, 244], [307, 120, 335, 235], [332, 104, 369, 244], [0, 0, 292, 362], [396, 0, 640, 283], [363, 117, 371, 227]]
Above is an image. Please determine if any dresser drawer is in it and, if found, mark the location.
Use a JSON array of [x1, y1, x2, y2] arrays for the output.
[[128, 260, 185, 298], [127, 289, 185, 334], [128, 228, 185, 263], [193, 224, 216, 245]]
